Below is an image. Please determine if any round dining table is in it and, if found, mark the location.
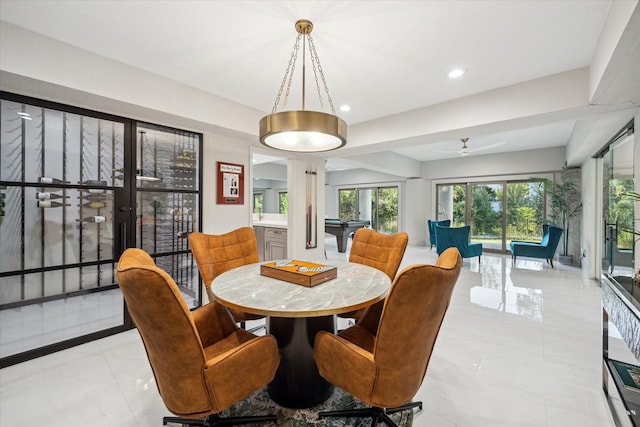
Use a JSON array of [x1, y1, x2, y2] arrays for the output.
[[210, 260, 391, 409]]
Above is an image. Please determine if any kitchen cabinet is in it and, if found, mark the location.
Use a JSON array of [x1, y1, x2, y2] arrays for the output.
[[254, 225, 287, 261]]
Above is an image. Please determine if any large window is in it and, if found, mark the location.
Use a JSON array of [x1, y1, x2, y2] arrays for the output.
[[437, 180, 545, 251], [338, 186, 398, 233]]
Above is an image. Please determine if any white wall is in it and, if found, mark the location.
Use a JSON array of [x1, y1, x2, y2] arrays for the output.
[[421, 146, 566, 181], [0, 22, 263, 137], [201, 135, 253, 234], [404, 178, 428, 246], [580, 158, 599, 278]]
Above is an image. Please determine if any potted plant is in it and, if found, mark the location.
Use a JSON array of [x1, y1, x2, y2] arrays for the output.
[[541, 163, 582, 264]]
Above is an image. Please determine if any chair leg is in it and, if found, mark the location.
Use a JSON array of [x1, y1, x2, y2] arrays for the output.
[[385, 401, 423, 415], [164, 413, 277, 426], [318, 402, 421, 427], [247, 323, 266, 334], [548, 258, 554, 268], [163, 416, 204, 426]]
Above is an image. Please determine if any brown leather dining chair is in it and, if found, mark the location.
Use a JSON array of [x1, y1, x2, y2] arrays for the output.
[[189, 228, 265, 329], [116, 248, 279, 427], [314, 247, 462, 426], [341, 228, 409, 322]]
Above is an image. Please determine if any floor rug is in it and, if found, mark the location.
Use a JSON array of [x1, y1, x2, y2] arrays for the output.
[[220, 386, 414, 426]]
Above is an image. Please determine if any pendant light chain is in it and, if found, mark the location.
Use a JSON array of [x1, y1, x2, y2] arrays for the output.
[[271, 33, 302, 114], [307, 34, 337, 116], [270, 31, 337, 116], [259, 19, 347, 153]]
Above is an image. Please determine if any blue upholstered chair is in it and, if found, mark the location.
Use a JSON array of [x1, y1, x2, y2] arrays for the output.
[[427, 219, 451, 248], [509, 224, 563, 268], [435, 224, 482, 261]]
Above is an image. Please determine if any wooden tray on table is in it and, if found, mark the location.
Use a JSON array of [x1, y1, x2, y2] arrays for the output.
[[260, 260, 337, 287]]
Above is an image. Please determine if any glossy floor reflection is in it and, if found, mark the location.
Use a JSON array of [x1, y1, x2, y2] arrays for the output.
[[0, 239, 614, 426]]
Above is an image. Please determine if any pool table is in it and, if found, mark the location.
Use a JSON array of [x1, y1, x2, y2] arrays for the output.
[[325, 219, 371, 253]]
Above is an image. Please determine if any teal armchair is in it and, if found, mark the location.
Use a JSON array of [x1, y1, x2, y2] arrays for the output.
[[427, 219, 451, 248], [435, 224, 482, 261], [509, 224, 563, 267]]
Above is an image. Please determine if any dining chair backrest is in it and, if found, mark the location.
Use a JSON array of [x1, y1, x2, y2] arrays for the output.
[[314, 247, 463, 410], [116, 248, 279, 420], [349, 228, 409, 280], [189, 227, 259, 301]]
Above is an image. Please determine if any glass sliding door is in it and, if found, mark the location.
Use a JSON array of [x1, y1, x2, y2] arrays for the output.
[[338, 186, 399, 233], [602, 127, 635, 286], [470, 183, 504, 250], [437, 180, 546, 252], [357, 188, 374, 228], [436, 184, 466, 226], [505, 181, 545, 244]]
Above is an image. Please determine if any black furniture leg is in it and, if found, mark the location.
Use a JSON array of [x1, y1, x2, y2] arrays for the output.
[[267, 316, 335, 408], [163, 413, 277, 426], [337, 235, 348, 253], [318, 402, 422, 427]]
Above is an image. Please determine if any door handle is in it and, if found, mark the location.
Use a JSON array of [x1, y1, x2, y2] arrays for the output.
[[120, 222, 127, 252]]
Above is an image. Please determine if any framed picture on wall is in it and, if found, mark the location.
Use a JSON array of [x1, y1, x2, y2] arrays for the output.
[[216, 161, 245, 205]]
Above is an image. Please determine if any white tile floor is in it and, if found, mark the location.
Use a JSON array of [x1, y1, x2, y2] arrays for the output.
[[0, 238, 615, 426]]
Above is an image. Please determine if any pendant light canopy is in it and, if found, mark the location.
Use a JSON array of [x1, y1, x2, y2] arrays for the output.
[[259, 19, 347, 152]]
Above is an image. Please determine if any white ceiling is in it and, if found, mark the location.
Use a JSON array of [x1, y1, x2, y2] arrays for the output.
[[1, 0, 639, 171]]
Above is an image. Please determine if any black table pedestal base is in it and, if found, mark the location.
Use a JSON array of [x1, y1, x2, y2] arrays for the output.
[[267, 315, 335, 409]]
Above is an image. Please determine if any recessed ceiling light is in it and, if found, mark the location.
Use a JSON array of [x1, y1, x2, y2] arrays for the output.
[[339, 104, 351, 112], [448, 68, 465, 79], [17, 112, 32, 120]]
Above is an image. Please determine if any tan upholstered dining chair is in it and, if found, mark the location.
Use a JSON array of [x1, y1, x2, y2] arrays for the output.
[[116, 248, 279, 426], [314, 247, 462, 426], [341, 228, 408, 323], [189, 228, 264, 329]]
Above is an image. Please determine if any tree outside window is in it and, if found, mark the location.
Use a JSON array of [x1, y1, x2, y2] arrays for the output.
[[253, 193, 263, 214], [278, 191, 288, 214]]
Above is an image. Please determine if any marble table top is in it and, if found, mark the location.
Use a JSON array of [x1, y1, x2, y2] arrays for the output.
[[210, 260, 391, 318]]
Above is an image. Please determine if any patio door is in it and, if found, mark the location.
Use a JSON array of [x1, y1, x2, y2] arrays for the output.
[[338, 186, 398, 233], [436, 180, 545, 252]]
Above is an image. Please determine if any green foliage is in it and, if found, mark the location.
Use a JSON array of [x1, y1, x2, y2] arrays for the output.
[[470, 184, 502, 236], [537, 163, 582, 256], [339, 189, 356, 219], [278, 192, 288, 214], [452, 184, 466, 226], [377, 187, 398, 233], [616, 188, 640, 249], [608, 179, 634, 249], [506, 182, 545, 241], [253, 193, 263, 213]]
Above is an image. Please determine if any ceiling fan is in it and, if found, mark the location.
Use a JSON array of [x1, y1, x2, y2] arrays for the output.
[[438, 137, 507, 157]]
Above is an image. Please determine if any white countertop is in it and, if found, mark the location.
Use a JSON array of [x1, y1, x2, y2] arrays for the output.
[[252, 221, 287, 229]]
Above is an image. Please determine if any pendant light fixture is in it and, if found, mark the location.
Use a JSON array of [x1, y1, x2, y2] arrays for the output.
[[259, 19, 347, 152]]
